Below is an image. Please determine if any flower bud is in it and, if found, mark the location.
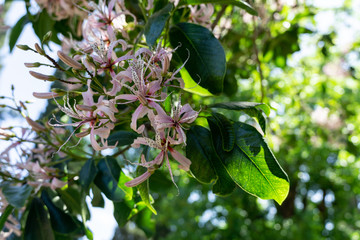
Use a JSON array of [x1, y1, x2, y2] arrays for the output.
[[42, 31, 52, 43], [24, 62, 41, 68], [57, 51, 83, 70], [29, 71, 55, 81], [34, 43, 45, 55], [26, 116, 46, 132], [33, 92, 63, 99], [16, 44, 31, 51]]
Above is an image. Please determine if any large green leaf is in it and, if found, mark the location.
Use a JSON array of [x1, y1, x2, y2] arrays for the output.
[[135, 208, 156, 238], [208, 101, 270, 133], [94, 157, 133, 202], [169, 22, 226, 95], [144, 3, 173, 47], [32, 10, 59, 44], [107, 130, 139, 146], [186, 125, 236, 195], [9, 15, 30, 52], [136, 166, 157, 215], [2, 183, 32, 208], [208, 114, 290, 205], [79, 158, 98, 192], [179, 0, 258, 16], [41, 191, 82, 235], [24, 198, 55, 240]]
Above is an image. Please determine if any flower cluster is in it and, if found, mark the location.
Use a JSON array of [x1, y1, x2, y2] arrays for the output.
[[25, 0, 201, 187]]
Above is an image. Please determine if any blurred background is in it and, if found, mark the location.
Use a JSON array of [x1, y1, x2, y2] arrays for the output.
[[1, 0, 360, 239]]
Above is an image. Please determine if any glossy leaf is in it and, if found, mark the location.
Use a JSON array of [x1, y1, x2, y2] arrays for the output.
[[24, 198, 55, 240], [79, 158, 98, 192], [169, 22, 226, 95], [179, 0, 257, 16], [144, 3, 173, 47], [107, 130, 139, 146], [186, 125, 236, 195], [9, 15, 29, 52], [94, 157, 133, 202], [2, 183, 32, 208], [208, 115, 290, 205], [136, 166, 157, 215], [32, 10, 58, 44], [41, 191, 82, 235], [208, 101, 270, 133]]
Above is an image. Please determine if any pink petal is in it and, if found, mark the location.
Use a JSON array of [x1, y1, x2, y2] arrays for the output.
[[125, 171, 152, 187], [169, 148, 191, 171]]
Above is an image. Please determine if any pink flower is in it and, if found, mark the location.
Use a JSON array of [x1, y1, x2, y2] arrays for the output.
[[116, 60, 166, 133], [125, 131, 191, 187], [155, 101, 199, 145]]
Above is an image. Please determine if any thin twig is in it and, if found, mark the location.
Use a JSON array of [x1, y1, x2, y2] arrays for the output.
[[211, 5, 228, 31]]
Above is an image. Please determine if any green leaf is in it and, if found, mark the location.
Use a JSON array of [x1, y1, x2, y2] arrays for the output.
[[136, 166, 157, 215], [180, 67, 213, 96], [79, 158, 98, 192], [9, 15, 30, 52], [2, 183, 32, 208], [179, 0, 258, 16], [113, 200, 133, 227], [24, 198, 55, 240], [107, 131, 139, 146], [208, 101, 270, 133], [41, 191, 82, 235], [144, 3, 173, 47], [135, 208, 156, 238], [0, 205, 14, 231], [186, 125, 236, 195], [208, 115, 290, 205], [94, 157, 133, 202], [169, 22, 226, 95]]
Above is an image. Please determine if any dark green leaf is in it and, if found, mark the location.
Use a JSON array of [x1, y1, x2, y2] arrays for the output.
[[107, 131, 139, 146], [79, 158, 98, 192], [211, 113, 235, 151], [2, 184, 32, 208], [41, 191, 82, 235], [94, 157, 133, 202], [9, 15, 30, 52], [208, 116, 290, 205], [144, 3, 173, 47], [186, 125, 236, 195], [208, 101, 270, 133], [136, 166, 157, 215], [24, 198, 55, 240], [91, 185, 104, 208], [169, 22, 226, 95], [113, 200, 133, 227], [179, 0, 257, 16], [0, 205, 14, 231], [32, 10, 57, 44]]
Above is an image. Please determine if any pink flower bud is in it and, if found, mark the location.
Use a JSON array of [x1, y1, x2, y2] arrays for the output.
[[32, 92, 63, 99], [29, 71, 55, 81], [25, 117, 46, 132], [57, 51, 83, 70], [24, 62, 41, 68]]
